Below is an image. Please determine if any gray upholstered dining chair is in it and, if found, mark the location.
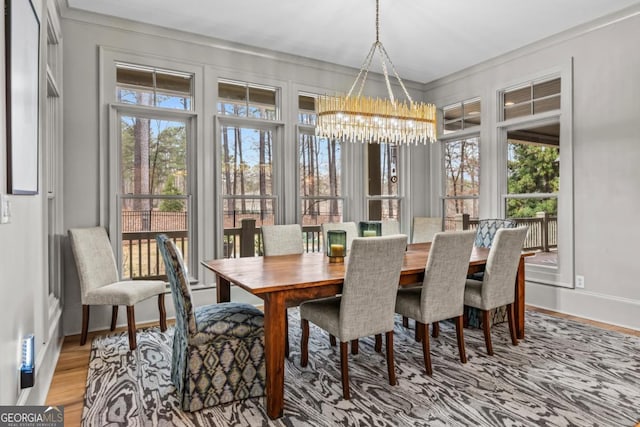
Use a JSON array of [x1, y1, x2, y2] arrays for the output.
[[381, 219, 401, 236], [395, 231, 475, 376], [464, 227, 528, 355], [68, 227, 167, 350], [261, 224, 304, 256], [411, 217, 442, 243], [299, 235, 408, 400], [157, 234, 266, 411], [321, 221, 358, 251], [261, 223, 304, 358]]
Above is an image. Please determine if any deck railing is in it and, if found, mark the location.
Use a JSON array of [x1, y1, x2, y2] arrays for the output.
[[446, 212, 557, 252]]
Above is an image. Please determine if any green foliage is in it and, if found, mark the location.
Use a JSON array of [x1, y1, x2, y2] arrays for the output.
[[507, 143, 559, 218], [159, 175, 185, 212]]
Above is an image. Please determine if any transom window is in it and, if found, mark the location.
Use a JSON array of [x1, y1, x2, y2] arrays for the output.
[[502, 77, 560, 120], [116, 63, 193, 110], [442, 98, 481, 134], [218, 80, 279, 120]]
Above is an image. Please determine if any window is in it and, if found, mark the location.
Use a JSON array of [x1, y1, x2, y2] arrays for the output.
[[498, 68, 572, 287], [502, 78, 560, 120], [119, 114, 191, 279], [443, 137, 480, 230], [298, 95, 342, 225], [116, 63, 193, 110], [218, 79, 281, 257], [443, 98, 480, 134], [218, 80, 278, 120], [367, 143, 400, 221], [505, 123, 559, 265]]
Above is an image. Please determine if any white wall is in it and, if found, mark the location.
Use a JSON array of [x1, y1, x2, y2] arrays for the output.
[[0, 0, 62, 405], [424, 8, 640, 330]]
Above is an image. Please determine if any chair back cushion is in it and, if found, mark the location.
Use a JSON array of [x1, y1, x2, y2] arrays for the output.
[[321, 221, 358, 251], [412, 217, 442, 243], [339, 235, 407, 340], [474, 218, 517, 248], [156, 234, 197, 336], [261, 224, 304, 256], [420, 230, 476, 321], [481, 227, 528, 308], [68, 227, 119, 302], [381, 219, 400, 236]]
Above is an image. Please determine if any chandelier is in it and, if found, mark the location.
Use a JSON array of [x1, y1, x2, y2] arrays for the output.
[[316, 0, 437, 145]]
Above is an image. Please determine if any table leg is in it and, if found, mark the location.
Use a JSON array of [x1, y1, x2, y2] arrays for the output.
[[216, 276, 231, 303], [515, 257, 525, 339], [264, 292, 286, 419]]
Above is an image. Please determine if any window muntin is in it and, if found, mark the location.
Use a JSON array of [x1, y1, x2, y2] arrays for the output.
[[218, 80, 279, 120], [443, 137, 480, 229], [502, 77, 560, 120], [116, 63, 193, 110], [119, 115, 190, 279], [443, 98, 481, 134]]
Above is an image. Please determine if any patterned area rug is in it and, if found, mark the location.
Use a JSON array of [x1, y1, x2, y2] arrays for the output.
[[82, 310, 640, 426]]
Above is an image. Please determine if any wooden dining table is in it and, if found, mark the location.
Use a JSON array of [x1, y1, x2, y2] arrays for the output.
[[202, 242, 530, 419]]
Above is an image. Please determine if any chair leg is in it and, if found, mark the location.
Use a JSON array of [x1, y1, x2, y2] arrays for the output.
[[330, 334, 337, 346], [482, 310, 494, 356], [432, 321, 440, 338], [158, 294, 167, 332], [80, 305, 90, 346], [415, 321, 423, 342], [402, 316, 409, 328], [110, 306, 118, 331], [301, 319, 309, 367], [507, 303, 518, 346], [374, 334, 382, 353], [455, 315, 467, 364], [419, 322, 432, 376], [340, 341, 350, 400], [126, 306, 137, 351], [351, 339, 359, 355], [385, 331, 397, 386], [285, 309, 290, 358]]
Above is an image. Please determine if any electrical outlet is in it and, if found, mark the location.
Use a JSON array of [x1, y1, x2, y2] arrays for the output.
[[575, 275, 585, 289]]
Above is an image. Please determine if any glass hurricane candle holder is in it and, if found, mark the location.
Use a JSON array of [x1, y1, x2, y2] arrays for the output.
[[359, 221, 382, 237], [326, 230, 347, 263]]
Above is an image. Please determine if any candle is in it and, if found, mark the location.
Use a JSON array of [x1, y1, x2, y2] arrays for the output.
[[363, 230, 377, 237], [330, 244, 344, 257]]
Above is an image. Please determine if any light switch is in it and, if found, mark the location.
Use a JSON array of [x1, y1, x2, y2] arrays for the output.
[[0, 194, 10, 224]]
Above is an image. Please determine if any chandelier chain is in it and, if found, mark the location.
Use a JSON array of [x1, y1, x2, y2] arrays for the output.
[[376, 0, 380, 42]]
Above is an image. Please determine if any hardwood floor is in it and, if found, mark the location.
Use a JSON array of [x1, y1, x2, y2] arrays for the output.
[[45, 309, 638, 426]]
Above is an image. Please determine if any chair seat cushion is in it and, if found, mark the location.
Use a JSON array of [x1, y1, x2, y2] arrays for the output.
[[464, 279, 485, 309], [190, 302, 264, 346], [300, 297, 341, 339], [84, 280, 165, 305]]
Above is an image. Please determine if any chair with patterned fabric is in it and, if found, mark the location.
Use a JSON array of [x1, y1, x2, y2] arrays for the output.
[[299, 235, 407, 400], [395, 230, 475, 376], [156, 234, 266, 411], [474, 218, 517, 248], [68, 227, 167, 351], [464, 227, 528, 355]]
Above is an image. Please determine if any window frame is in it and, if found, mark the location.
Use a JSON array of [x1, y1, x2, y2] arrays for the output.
[[497, 66, 574, 288]]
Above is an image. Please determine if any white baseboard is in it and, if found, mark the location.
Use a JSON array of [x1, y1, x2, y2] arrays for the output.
[[526, 281, 640, 331]]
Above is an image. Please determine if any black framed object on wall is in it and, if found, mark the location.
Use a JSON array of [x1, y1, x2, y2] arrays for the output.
[[5, 0, 40, 195]]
